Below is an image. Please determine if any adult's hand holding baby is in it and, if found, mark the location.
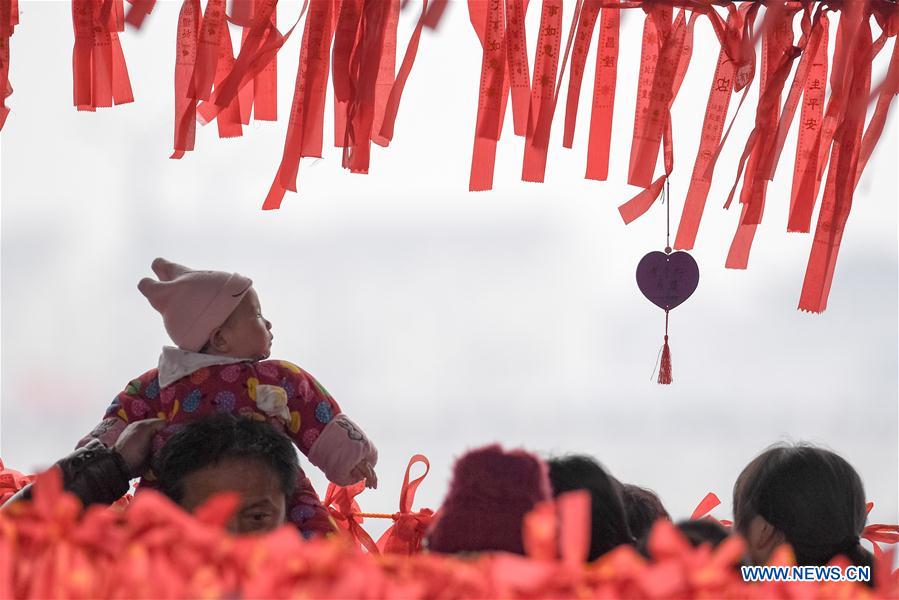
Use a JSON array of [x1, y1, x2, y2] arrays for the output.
[[351, 460, 378, 489], [113, 418, 167, 478]]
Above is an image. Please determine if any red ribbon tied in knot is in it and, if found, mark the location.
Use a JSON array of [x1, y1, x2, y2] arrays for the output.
[[376, 454, 434, 555], [323, 479, 379, 553]]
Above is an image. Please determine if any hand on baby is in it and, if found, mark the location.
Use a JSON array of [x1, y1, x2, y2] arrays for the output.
[[351, 460, 378, 489], [114, 418, 167, 477]]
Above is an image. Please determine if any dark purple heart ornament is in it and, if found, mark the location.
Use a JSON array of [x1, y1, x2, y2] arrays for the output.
[[636, 251, 699, 311]]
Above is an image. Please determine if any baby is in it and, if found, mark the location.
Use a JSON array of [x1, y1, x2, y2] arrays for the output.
[[79, 258, 378, 537]]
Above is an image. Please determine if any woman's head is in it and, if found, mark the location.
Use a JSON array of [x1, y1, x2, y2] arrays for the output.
[[733, 444, 871, 568], [157, 414, 298, 534], [621, 484, 670, 543], [547, 455, 634, 560]]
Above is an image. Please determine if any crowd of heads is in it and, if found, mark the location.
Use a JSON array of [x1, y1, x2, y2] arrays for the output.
[[49, 412, 876, 574]]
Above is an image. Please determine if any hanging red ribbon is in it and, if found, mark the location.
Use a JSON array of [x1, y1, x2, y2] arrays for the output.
[[561, 0, 599, 149], [263, 0, 335, 210], [0, 0, 16, 130], [468, 0, 509, 192], [378, 0, 431, 145], [72, 0, 133, 111], [171, 0, 201, 159], [521, 0, 563, 183], [505, 0, 530, 137], [584, 5, 619, 181], [674, 7, 738, 250], [251, 0, 278, 121], [370, 0, 400, 147], [627, 3, 672, 188], [799, 11, 873, 313], [124, 0, 155, 28]]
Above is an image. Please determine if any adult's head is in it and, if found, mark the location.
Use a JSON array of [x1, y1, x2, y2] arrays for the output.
[[157, 414, 298, 534], [547, 455, 634, 560], [426, 444, 552, 555], [676, 519, 730, 549], [733, 443, 872, 568], [620, 483, 670, 543]]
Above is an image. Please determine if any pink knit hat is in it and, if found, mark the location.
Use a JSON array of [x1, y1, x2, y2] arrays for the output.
[[138, 258, 253, 352], [426, 444, 552, 555]]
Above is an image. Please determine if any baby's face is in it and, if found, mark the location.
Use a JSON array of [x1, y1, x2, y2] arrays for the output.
[[220, 288, 273, 360]]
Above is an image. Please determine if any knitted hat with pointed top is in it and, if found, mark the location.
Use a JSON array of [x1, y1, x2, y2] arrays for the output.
[[426, 444, 552, 555], [138, 258, 253, 352]]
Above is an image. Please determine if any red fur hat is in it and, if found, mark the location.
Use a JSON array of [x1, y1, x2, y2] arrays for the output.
[[426, 444, 552, 555]]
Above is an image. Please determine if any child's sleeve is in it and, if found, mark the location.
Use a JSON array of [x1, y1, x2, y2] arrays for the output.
[[277, 362, 378, 486], [76, 371, 163, 450]]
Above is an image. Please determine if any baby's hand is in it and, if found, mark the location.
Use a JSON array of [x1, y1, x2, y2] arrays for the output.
[[350, 460, 378, 489]]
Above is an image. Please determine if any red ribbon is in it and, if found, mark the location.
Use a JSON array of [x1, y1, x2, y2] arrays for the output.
[[863, 524, 899, 558], [799, 11, 873, 313], [124, 0, 155, 28], [505, 0, 530, 137], [376, 454, 434, 555], [377, 0, 431, 145], [171, 0, 201, 159], [0, 0, 15, 130], [521, 0, 563, 183], [323, 479, 381, 554], [561, 0, 599, 149], [263, 0, 335, 210], [674, 6, 739, 250], [468, 0, 509, 192], [584, 5, 618, 181], [689, 492, 733, 528]]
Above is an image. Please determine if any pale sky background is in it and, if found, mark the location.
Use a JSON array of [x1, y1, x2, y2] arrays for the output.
[[1, 1, 897, 542]]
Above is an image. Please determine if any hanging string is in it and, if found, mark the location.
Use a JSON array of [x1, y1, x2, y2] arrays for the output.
[[665, 178, 671, 253]]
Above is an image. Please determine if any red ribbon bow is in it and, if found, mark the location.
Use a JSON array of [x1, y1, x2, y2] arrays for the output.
[[376, 454, 434, 555]]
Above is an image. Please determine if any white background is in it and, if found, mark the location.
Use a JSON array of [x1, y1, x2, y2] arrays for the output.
[[2, 0, 897, 541]]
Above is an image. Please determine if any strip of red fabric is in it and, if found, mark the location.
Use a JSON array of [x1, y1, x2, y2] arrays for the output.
[[799, 15, 873, 313], [264, 0, 335, 209], [562, 0, 600, 149], [521, 0, 563, 183], [468, 0, 509, 192], [171, 0, 201, 159], [674, 6, 740, 250], [627, 4, 672, 187], [0, 0, 16, 130], [584, 6, 619, 181], [505, 0, 530, 136]]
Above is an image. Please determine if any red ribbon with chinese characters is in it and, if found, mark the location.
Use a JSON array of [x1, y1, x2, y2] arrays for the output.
[[562, 0, 599, 149], [799, 11, 873, 313], [468, 0, 509, 192], [263, 0, 335, 210], [505, 0, 530, 136], [521, 0, 563, 183], [584, 5, 619, 181], [171, 0, 200, 159], [72, 0, 133, 112]]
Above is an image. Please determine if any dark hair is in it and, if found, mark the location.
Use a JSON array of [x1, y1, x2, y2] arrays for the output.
[[676, 519, 730, 549], [157, 414, 299, 504], [547, 455, 634, 561], [733, 444, 873, 569], [621, 484, 670, 543]]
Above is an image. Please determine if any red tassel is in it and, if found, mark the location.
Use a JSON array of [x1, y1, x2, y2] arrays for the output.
[[658, 335, 672, 385]]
